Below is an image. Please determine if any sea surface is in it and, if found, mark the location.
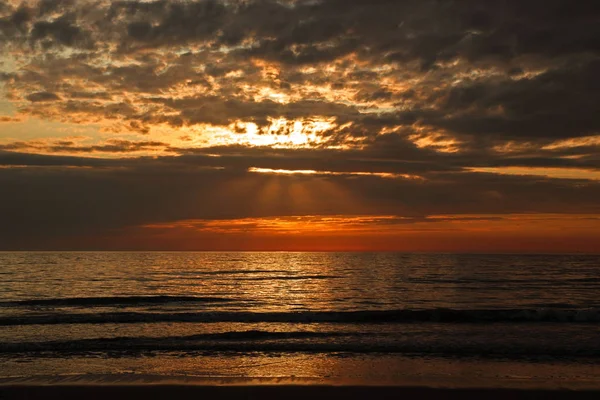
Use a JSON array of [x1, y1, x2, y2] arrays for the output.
[[1, 252, 600, 388]]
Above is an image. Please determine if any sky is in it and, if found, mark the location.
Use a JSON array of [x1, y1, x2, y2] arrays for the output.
[[0, 0, 599, 252]]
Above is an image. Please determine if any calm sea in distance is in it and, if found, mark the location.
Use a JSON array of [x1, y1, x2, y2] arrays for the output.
[[1, 252, 600, 388]]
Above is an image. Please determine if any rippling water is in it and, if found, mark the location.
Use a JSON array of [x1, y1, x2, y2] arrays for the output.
[[1, 252, 600, 386]]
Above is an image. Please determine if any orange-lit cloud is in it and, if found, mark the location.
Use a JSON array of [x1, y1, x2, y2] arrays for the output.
[[469, 167, 600, 181]]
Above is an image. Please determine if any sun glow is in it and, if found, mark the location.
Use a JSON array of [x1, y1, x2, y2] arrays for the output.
[[209, 117, 340, 148], [249, 168, 319, 175], [248, 167, 424, 180]]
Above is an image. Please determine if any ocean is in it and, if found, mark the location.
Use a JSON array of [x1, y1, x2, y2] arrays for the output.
[[1, 252, 600, 388]]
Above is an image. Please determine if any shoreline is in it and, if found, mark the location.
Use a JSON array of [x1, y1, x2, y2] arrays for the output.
[[2, 383, 600, 400], [1, 373, 600, 388]]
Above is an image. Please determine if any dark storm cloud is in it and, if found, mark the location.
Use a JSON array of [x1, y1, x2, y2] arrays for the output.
[[3, 138, 599, 179], [228, 0, 599, 67], [25, 91, 60, 102], [0, 3, 32, 42], [2, 0, 599, 60], [120, 0, 228, 46], [0, 1, 93, 48], [104, 0, 599, 65], [428, 58, 600, 140], [30, 14, 94, 48], [0, 149, 113, 166]]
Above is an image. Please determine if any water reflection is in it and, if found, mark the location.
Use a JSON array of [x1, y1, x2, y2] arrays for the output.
[[2, 252, 600, 311]]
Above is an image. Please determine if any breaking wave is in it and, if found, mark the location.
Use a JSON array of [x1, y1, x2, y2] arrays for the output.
[[2, 307, 600, 326], [2, 329, 600, 360]]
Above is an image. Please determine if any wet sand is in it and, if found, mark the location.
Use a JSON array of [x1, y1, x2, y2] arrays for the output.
[[2, 375, 600, 400]]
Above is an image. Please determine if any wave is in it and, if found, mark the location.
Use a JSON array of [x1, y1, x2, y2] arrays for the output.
[[233, 275, 340, 281], [0, 296, 236, 307], [176, 270, 291, 275], [0, 330, 357, 353], [2, 330, 600, 360], [2, 308, 600, 326]]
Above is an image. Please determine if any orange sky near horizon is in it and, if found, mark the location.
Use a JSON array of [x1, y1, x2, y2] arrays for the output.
[[21, 214, 599, 253]]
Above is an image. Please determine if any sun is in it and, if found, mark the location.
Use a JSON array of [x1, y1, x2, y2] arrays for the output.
[[215, 117, 339, 148]]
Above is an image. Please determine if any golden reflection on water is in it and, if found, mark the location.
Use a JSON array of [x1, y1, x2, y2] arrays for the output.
[[3, 252, 597, 311], [3, 252, 600, 311]]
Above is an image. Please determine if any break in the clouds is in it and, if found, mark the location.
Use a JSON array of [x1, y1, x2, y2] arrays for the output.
[[0, 0, 599, 251]]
